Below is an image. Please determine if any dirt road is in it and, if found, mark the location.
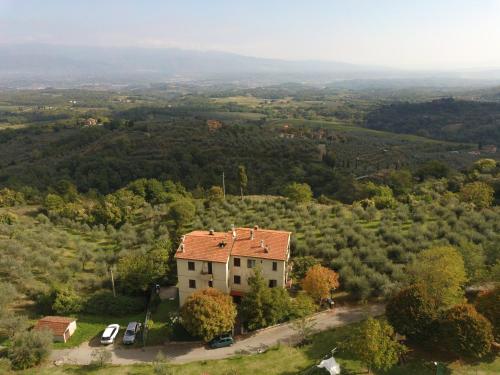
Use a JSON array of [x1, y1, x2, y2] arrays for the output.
[[51, 303, 384, 365]]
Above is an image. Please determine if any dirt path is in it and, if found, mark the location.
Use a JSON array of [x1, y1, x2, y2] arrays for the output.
[[51, 304, 384, 366]]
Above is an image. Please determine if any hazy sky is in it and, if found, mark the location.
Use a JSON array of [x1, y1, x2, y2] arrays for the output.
[[1, 0, 500, 69]]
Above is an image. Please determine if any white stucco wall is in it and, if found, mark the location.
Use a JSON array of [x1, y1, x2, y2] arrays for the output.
[[177, 259, 229, 305], [229, 256, 286, 292]]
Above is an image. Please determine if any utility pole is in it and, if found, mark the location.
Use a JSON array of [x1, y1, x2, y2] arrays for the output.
[[222, 171, 226, 200], [110, 267, 116, 297]]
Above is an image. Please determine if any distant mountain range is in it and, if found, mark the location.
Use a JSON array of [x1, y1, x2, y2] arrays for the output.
[[1, 44, 500, 88]]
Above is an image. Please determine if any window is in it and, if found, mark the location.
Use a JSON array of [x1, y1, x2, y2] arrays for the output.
[[233, 275, 241, 284], [247, 259, 256, 268], [207, 262, 213, 274], [188, 261, 195, 271], [208, 280, 213, 288], [233, 257, 240, 267], [272, 261, 278, 271], [268, 280, 277, 288], [189, 279, 196, 289]]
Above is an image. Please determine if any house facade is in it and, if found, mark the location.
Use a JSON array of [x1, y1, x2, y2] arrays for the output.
[[175, 226, 291, 305]]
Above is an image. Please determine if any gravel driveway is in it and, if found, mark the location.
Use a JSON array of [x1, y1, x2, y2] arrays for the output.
[[51, 303, 384, 366]]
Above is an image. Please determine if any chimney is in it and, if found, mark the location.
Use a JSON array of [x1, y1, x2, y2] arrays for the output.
[[254, 225, 259, 231], [231, 224, 236, 239], [181, 235, 186, 243], [209, 229, 214, 235], [179, 243, 184, 253], [260, 239, 265, 248], [250, 229, 254, 240]]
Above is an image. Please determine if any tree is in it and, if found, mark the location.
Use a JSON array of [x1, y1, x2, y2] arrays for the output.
[[386, 284, 438, 342], [0, 282, 17, 315], [302, 265, 339, 303], [240, 268, 292, 330], [180, 288, 237, 342], [408, 246, 467, 309], [8, 329, 53, 370], [267, 287, 292, 325], [52, 287, 84, 315], [238, 165, 248, 199], [152, 352, 172, 375], [0, 188, 25, 207], [166, 199, 195, 236], [291, 256, 320, 281], [77, 243, 93, 270], [0, 314, 30, 339], [473, 158, 497, 173], [363, 182, 397, 209], [475, 286, 500, 341], [117, 248, 169, 294], [415, 160, 449, 180], [459, 181, 494, 208], [43, 193, 65, 215], [240, 268, 271, 330], [440, 304, 493, 359], [284, 182, 313, 203], [342, 318, 406, 374], [291, 316, 316, 345], [207, 186, 224, 203], [387, 169, 413, 196], [290, 291, 316, 319], [90, 348, 112, 367]]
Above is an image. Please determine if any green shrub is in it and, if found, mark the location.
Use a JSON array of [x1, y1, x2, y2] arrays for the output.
[[52, 287, 84, 315], [8, 329, 53, 370], [475, 286, 500, 341], [289, 292, 316, 319], [440, 304, 493, 359], [83, 291, 145, 316], [386, 284, 439, 342]]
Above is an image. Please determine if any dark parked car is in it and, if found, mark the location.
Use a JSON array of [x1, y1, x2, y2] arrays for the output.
[[123, 322, 141, 345], [209, 334, 234, 349]]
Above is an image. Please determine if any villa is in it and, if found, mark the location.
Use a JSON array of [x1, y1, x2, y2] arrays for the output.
[[175, 226, 292, 305]]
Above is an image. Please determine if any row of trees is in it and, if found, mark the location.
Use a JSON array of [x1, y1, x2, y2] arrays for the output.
[[386, 246, 496, 360]]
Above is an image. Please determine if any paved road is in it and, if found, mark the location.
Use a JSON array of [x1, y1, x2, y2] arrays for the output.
[[51, 304, 384, 366]]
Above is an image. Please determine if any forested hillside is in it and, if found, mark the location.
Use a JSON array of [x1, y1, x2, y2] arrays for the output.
[[365, 98, 500, 145]]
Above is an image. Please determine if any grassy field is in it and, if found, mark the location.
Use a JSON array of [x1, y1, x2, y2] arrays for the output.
[[17, 321, 500, 375], [52, 299, 179, 349]]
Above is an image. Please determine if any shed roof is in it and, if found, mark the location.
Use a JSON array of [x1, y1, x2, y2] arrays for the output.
[[35, 316, 75, 337]]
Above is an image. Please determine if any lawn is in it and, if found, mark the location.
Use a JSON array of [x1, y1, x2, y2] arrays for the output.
[[52, 313, 146, 349], [17, 322, 500, 375], [53, 299, 179, 349]]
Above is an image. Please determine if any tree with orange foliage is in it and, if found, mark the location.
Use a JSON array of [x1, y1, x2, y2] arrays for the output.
[[302, 265, 339, 302]]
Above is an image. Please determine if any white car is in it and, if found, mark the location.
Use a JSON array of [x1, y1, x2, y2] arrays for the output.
[[100, 324, 120, 345]]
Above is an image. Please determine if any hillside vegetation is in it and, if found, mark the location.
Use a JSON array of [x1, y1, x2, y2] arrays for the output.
[[366, 98, 500, 145]]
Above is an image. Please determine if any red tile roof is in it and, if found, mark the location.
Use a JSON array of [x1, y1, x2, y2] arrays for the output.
[[231, 228, 291, 261], [35, 316, 75, 336], [174, 228, 291, 262], [175, 230, 232, 263]]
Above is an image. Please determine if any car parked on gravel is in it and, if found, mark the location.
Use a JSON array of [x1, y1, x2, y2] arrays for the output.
[[101, 324, 120, 345], [208, 334, 234, 349], [123, 322, 141, 345]]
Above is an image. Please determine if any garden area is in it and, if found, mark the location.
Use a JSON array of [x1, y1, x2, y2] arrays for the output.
[[12, 320, 500, 375]]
